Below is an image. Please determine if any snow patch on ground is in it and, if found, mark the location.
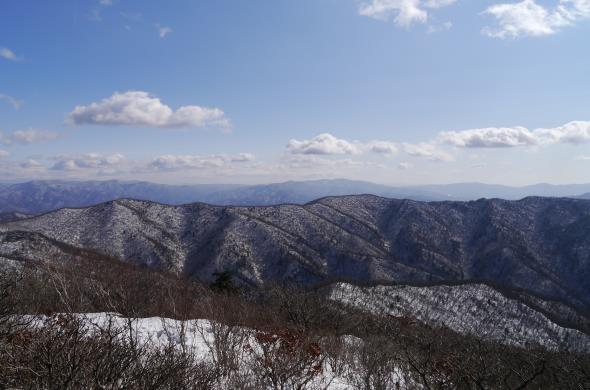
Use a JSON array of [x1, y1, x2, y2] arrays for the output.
[[26, 312, 357, 389]]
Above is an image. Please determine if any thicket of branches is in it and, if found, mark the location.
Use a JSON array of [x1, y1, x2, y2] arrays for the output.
[[0, 254, 589, 389]]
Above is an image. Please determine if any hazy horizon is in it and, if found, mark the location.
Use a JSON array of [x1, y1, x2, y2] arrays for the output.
[[2, 177, 590, 191]]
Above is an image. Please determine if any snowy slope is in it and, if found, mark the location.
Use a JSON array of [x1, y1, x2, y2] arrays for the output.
[[330, 283, 590, 352]]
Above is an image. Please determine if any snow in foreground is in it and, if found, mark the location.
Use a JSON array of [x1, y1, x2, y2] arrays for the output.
[[27, 312, 380, 390]]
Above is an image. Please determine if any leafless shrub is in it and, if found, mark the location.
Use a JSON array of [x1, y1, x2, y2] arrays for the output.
[[246, 328, 325, 390], [0, 312, 219, 390], [342, 336, 402, 390]]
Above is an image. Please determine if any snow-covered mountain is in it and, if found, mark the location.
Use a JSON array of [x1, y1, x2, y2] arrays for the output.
[[1, 195, 589, 309]]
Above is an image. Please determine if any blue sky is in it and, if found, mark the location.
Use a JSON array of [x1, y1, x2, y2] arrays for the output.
[[1, 0, 589, 185]]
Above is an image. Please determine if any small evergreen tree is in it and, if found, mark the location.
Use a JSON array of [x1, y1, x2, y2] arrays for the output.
[[211, 270, 235, 293]]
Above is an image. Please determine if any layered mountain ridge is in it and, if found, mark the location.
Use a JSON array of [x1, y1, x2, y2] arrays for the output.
[[2, 194, 590, 350], [1, 195, 589, 309]]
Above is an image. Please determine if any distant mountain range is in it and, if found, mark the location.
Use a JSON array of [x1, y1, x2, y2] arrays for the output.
[[2, 179, 590, 214], [0, 212, 33, 223]]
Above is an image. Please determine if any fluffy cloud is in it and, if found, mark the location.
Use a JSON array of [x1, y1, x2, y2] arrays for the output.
[[365, 140, 399, 155], [286, 133, 457, 164], [287, 133, 362, 155], [156, 24, 172, 38], [439, 121, 590, 148], [149, 153, 255, 171], [0, 48, 19, 61], [287, 134, 402, 156], [0, 93, 23, 109], [0, 129, 59, 145], [483, 0, 590, 38], [51, 153, 125, 171], [19, 159, 44, 170], [359, 0, 457, 27], [439, 127, 538, 147], [398, 162, 413, 169], [12, 129, 59, 144], [534, 121, 590, 144], [403, 142, 453, 161], [67, 91, 229, 129], [0, 150, 9, 158], [427, 21, 453, 33]]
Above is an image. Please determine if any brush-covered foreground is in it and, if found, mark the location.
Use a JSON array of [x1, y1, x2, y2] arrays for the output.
[[0, 255, 589, 389]]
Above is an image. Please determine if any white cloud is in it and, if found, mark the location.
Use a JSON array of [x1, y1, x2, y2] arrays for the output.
[[231, 153, 256, 162], [284, 133, 458, 164], [398, 162, 413, 169], [51, 153, 125, 171], [11, 129, 59, 144], [0, 129, 59, 145], [67, 91, 229, 129], [403, 142, 454, 161], [156, 24, 173, 38], [0, 48, 19, 61], [483, 0, 590, 38], [287, 133, 362, 155], [439, 121, 590, 148], [427, 20, 453, 33], [287, 134, 401, 156], [149, 153, 255, 171], [0, 159, 48, 178], [0, 93, 23, 109], [359, 0, 457, 27], [0, 150, 9, 158], [439, 126, 538, 147], [576, 155, 590, 160], [19, 159, 44, 170], [365, 140, 399, 155], [534, 120, 590, 144]]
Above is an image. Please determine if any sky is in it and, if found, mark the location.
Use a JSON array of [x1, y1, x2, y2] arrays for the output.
[[1, 0, 589, 186]]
